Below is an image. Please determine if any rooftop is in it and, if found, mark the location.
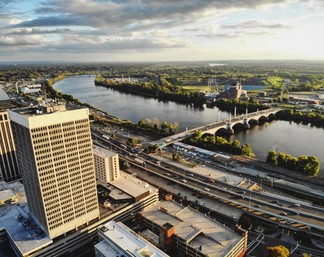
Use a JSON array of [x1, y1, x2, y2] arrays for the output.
[[0, 181, 52, 256], [140, 201, 243, 257], [0, 87, 9, 101], [96, 220, 169, 257], [109, 171, 155, 199], [93, 145, 118, 158]]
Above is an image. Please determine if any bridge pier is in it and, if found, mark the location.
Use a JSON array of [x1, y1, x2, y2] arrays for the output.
[[243, 108, 250, 128], [226, 121, 234, 134], [243, 117, 250, 129]]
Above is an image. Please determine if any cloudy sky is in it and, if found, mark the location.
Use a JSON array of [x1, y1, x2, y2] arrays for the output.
[[1, 0, 323, 62]]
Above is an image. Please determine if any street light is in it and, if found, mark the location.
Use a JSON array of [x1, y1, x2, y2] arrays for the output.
[[249, 189, 252, 209]]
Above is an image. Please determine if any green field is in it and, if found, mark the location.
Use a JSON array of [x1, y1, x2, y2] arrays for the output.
[[263, 76, 283, 89], [182, 85, 212, 92]]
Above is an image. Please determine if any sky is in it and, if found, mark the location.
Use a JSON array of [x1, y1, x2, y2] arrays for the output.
[[0, 0, 323, 62]]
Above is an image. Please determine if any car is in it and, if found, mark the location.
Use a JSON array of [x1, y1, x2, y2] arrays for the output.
[[286, 221, 291, 225], [294, 203, 301, 207], [280, 212, 288, 216]]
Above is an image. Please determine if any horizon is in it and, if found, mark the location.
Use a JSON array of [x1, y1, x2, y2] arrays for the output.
[[1, 0, 324, 62], [1, 59, 324, 65]]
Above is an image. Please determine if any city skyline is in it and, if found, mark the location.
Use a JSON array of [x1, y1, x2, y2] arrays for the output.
[[0, 0, 324, 62]]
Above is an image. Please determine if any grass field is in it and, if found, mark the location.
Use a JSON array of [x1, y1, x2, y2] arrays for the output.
[[182, 85, 211, 92], [263, 76, 283, 89]]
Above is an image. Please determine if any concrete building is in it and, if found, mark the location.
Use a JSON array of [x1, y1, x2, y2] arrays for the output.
[[93, 145, 120, 182], [0, 87, 20, 182], [95, 220, 169, 257], [0, 178, 159, 257], [220, 81, 243, 100], [8, 102, 100, 240], [138, 201, 247, 257]]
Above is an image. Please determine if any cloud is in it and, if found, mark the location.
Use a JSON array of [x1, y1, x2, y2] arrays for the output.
[[222, 20, 292, 30], [10, 15, 88, 28], [13, 0, 295, 31], [6, 28, 72, 35], [0, 35, 42, 46], [49, 34, 194, 53]]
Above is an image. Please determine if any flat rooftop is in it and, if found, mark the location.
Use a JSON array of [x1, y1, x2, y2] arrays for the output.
[[96, 220, 169, 257], [140, 201, 243, 257], [109, 171, 155, 199], [93, 145, 117, 158], [0, 182, 52, 256]]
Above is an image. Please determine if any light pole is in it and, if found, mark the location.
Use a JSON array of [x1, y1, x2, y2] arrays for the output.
[[249, 189, 252, 209]]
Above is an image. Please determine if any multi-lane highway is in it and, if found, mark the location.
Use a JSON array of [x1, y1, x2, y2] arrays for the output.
[[92, 130, 324, 237]]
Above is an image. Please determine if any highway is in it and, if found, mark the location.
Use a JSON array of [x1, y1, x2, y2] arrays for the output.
[[92, 130, 324, 236]]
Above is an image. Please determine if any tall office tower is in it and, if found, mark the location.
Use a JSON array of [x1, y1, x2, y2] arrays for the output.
[[0, 87, 20, 182], [93, 145, 120, 182], [9, 102, 100, 239]]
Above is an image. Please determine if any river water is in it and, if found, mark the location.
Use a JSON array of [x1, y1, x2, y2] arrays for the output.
[[53, 75, 324, 176]]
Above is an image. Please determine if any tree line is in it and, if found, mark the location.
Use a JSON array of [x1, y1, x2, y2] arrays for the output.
[[266, 150, 320, 176], [95, 74, 206, 106], [187, 130, 254, 158], [212, 98, 270, 113], [276, 109, 324, 127]]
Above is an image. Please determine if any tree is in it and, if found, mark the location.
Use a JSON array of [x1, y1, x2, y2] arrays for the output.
[[195, 130, 203, 140], [138, 118, 145, 127], [241, 144, 254, 158], [266, 150, 278, 165], [126, 137, 138, 147], [145, 117, 153, 128], [267, 245, 290, 257], [172, 152, 180, 161], [152, 117, 159, 130], [304, 156, 320, 176], [161, 121, 169, 131]]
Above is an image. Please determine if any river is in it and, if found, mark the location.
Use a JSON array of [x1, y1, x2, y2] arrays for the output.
[[53, 75, 324, 177]]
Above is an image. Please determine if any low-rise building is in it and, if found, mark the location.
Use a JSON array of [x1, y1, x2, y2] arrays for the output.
[[138, 200, 247, 257], [95, 220, 169, 257]]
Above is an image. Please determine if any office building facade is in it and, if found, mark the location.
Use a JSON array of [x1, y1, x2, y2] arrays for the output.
[[0, 111, 20, 182], [93, 145, 120, 182], [0, 87, 20, 182], [9, 104, 100, 239]]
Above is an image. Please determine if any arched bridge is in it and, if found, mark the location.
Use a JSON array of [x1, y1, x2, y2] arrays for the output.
[[153, 108, 281, 147]]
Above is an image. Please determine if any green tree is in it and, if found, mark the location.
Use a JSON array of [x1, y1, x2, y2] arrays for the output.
[[304, 156, 320, 176], [172, 152, 180, 161], [161, 121, 169, 131], [267, 245, 290, 257], [266, 150, 278, 165], [241, 144, 254, 158], [126, 137, 138, 147], [138, 118, 145, 127]]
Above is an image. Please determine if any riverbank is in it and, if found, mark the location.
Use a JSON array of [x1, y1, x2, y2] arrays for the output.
[[95, 75, 206, 106], [52, 75, 324, 177]]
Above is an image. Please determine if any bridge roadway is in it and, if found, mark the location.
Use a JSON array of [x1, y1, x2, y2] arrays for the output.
[[153, 108, 281, 147]]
